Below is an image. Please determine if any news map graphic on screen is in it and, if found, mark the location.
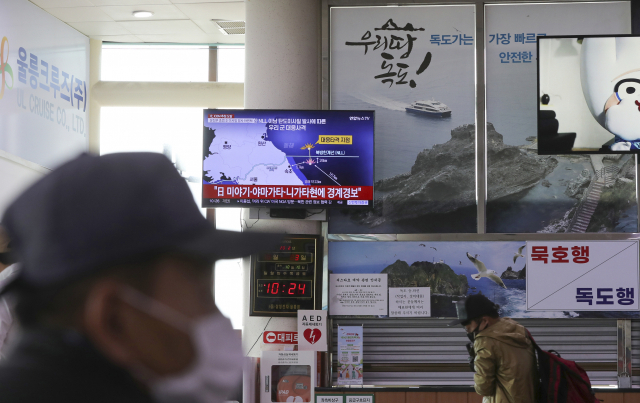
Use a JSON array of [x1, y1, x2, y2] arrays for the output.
[[202, 110, 374, 208]]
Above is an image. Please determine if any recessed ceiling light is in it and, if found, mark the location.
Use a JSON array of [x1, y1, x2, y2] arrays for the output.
[[133, 11, 153, 18]]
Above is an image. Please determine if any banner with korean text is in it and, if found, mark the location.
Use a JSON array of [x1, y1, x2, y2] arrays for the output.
[[0, 0, 89, 169], [527, 241, 639, 314], [337, 326, 363, 385]]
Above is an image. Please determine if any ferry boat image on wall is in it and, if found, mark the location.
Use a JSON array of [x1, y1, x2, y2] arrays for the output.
[[405, 99, 452, 117]]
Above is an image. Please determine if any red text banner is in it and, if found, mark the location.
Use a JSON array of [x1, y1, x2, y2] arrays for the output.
[[203, 184, 373, 201]]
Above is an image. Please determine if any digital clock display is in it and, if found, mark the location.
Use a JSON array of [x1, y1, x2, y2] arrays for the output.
[[250, 235, 321, 317], [257, 280, 312, 298]]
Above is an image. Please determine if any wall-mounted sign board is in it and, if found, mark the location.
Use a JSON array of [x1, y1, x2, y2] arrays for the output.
[[0, 0, 89, 169], [527, 241, 639, 311], [317, 395, 344, 403]]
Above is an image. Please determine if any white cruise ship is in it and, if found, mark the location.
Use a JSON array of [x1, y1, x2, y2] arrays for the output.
[[405, 99, 452, 117]]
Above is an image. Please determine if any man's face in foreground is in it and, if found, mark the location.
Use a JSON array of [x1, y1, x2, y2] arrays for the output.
[[84, 255, 217, 376]]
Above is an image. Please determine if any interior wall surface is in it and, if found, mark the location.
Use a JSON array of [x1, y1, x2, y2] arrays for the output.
[[244, 0, 322, 111], [0, 156, 46, 215], [242, 0, 323, 359]]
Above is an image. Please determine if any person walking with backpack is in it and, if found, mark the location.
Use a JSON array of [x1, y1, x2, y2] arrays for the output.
[[449, 294, 538, 403]]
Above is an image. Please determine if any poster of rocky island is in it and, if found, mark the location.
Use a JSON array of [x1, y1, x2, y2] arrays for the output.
[[484, 2, 636, 233], [329, 241, 638, 319], [329, 3, 637, 234], [329, 5, 477, 233]]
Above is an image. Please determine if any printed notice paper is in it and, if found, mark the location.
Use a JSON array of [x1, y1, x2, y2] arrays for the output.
[[330, 273, 387, 315], [389, 287, 430, 317]]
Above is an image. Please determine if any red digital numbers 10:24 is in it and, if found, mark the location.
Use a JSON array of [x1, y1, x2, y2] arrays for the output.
[[265, 282, 306, 295]]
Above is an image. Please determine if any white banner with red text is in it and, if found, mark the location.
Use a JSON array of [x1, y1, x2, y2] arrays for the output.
[[526, 241, 639, 312]]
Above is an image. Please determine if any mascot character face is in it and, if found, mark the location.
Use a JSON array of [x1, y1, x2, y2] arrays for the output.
[[605, 78, 640, 142], [581, 37, 640, 151]]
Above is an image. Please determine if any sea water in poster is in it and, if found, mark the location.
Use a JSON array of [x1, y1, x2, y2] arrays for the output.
[[484, 2, 637, 233], [328, 241, 638, 319], [337, 326, 363, 385], [329, 5, 476, 233]]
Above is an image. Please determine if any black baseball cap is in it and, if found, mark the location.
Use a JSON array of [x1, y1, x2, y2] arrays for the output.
[[448, 294, 499, 326], [0, 152, 283, 294]]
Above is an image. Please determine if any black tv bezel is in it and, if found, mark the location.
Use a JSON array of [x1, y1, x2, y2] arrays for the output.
[[537, 34, 640, 155], [201, 109, 376, 209]]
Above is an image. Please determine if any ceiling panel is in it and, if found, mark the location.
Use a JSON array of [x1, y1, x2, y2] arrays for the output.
[[30, 0, 93, 7], [89, 0, 171, 5], [68, 21, 132, 35], [135, 32, 233, 43], [168, 0, 242, 3], [29, 0, 245, 44], [45, 6, 113, 22], [172, 27, 242, 43], [99, 5, 188, 21], [173, 2, 243, 20], [92, 34, 143, 43], [191, 18, 221, 34], [118, 19, 203, 35]]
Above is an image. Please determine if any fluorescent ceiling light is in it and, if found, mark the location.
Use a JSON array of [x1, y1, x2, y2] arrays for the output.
[[133, 11, 153, 18]]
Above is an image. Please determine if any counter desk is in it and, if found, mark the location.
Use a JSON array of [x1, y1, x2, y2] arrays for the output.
[[316, 387, 640, 403]]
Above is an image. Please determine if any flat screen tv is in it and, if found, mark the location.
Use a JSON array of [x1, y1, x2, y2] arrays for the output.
[[202, 110, 374, 209], [537, 35, 640, 154]]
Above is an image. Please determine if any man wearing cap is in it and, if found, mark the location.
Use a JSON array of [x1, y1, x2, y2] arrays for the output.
[[450, 294, 538, 403], [0, 152, 280, 403]]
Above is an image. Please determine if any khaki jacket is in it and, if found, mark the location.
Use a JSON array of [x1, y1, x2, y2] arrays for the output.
[[473, 318, 538, 403]]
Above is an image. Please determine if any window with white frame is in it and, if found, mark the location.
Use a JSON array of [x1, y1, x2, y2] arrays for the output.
[[100, 44, 245, 329]]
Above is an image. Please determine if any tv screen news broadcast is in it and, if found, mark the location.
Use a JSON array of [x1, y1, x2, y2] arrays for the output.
[[538, 35, 640, 154], [202, 110, 375, 208]]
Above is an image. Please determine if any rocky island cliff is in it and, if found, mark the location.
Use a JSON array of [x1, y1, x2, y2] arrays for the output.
[[500, 265, 526, 280], [349, 123, 558, 226], [382, 259, 468, 295]]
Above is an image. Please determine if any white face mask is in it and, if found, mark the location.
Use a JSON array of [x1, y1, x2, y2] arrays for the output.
[[119, 286, 243, 403]]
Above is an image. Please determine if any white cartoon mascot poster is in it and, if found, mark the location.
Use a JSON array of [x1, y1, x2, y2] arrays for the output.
[[581, 37, 640, 151]]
